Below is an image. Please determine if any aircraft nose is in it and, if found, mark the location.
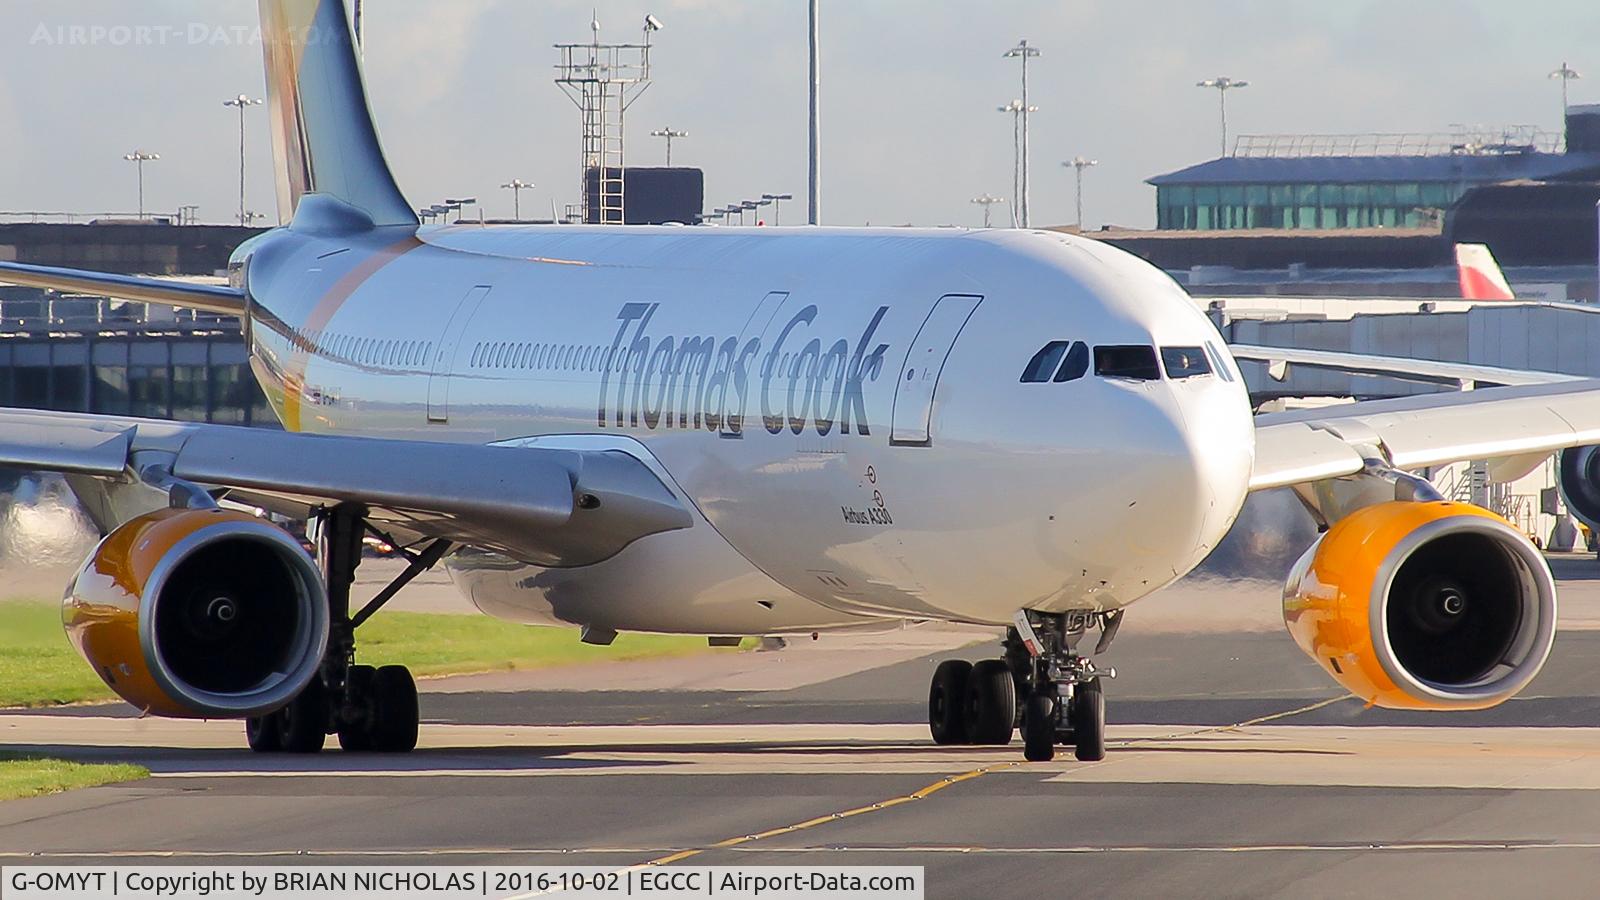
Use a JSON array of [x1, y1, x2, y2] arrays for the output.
[[1083, 378, 1251, 586], [1166, 377, 1255, 569]]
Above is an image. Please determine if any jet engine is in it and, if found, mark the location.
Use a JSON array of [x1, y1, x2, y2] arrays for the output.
[[1282, 500, 1555, 710], [63, 508, 328, 718], [1558, 446, 1600, 532]]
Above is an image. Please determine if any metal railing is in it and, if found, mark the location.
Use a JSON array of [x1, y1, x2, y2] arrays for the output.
[[0, 296, 233, 333], [1233, 126, 1563, 159], [0, 211, 192, 225]]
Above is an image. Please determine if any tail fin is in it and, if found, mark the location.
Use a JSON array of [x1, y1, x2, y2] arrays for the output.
[[1455, 243, 1515, 301], [259, 0, 416, 228]]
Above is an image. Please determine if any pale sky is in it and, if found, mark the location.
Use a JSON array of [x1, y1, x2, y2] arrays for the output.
[[0, 1, 1596, 230]]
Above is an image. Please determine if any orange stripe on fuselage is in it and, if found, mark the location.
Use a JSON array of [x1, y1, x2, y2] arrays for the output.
[[281, 235, 422, 431]]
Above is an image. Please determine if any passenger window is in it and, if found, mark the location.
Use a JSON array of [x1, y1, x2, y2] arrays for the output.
[[1094, 345, 1160, 380], [1021, 341, 1070, 383], [1053, 341, 1089, 382], [1161, 346, 1212, 379]]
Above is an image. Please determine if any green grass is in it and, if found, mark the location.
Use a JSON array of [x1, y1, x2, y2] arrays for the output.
[[0, 756, 147, 801], [0, 601, 112, 708], [0, 601, 730, 709], [355, 611, 728, 678]]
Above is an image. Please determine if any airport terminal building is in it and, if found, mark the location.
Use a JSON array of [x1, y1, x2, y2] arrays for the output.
[[0, 221, 276, 427], [1149, 106, 1600, 231]]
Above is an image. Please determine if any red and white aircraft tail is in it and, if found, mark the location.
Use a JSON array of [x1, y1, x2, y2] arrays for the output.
[[1455, 243, 1515, 300]]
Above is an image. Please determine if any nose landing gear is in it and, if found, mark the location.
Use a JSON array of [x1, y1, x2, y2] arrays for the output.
[[925, 609, 1119, 762]]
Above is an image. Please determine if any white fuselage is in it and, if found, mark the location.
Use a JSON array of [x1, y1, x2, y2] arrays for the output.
[[238, 223, 1255, 633]]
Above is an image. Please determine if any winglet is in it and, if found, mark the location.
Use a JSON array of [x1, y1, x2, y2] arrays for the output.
[[1455, 243, 1515, 301]]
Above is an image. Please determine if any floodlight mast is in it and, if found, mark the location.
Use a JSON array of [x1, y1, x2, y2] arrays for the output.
[[1064, 157, 1097, 229], [970, 194, 1007, 228], [1550, 62, 1582, 142], [223, 95, 264, 226], [762, 193, 793, 225], [123, 151, 160, 220], [1197, 76, 1249, 157], [808, 0, 821, 225], [501, 180, 534, 220], [650, 127, 687, 166], [1003, 40, 1040, 228]]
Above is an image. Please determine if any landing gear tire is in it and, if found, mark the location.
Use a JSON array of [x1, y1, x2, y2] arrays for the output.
[[245, 713, 282, 753], [277, 678, 328, 754], [1022, 693, 1056, 762], [928, 659, 972, 745], [371, 665, 419, 753], [1071, 677, 1105, 762], [337, 665, 378, 752], [963, 659, 1016, 746]]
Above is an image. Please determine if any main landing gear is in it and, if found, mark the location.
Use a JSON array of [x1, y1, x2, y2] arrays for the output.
[[927, 609, 1119, 763], [247, 503, 450, 754]]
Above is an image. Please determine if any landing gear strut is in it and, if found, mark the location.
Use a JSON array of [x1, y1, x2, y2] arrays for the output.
[[926, 609, 1118, 762], [246, 504, 447, 754]]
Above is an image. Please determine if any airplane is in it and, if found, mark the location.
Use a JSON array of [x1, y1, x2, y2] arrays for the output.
[[1455, 243, 1516, 301], [2, 0, 1599, 764]]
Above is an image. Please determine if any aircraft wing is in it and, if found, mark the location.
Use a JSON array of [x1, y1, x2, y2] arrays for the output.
[[0, 260, 247, 316], [1230, 344, 1575, 388], [1250, 379, 1600, 491], [0, 408, 692, 566]]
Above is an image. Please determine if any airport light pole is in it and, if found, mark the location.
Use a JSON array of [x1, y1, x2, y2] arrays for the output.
[[762, 193, 793, 225], [223, 95, 263, 226], [446, 197, 477, 223], [1196, 76, 1248, 157], [1550, 62, 1582, 139], [1064, 157, 1097, 229], [501, 180, 534, 220], [997, 100, 1034, 227], [650, 128, 687, 166], [808, 0, 820, 224], [123, 151, 159, 220], [971, 194, 1007, 228], [1003, 40, 1040, 228]]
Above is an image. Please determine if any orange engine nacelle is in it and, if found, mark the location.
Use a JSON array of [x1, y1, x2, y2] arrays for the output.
[[1283, 500, 1556, 710], [63, 508, 328, 719]]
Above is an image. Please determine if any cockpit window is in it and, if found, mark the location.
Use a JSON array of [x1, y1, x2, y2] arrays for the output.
[[1161, 346, 1212, 379], [1094, 345, 1160, 380], [1053, 341, 1089, 382], [1205, 341, 1237, 383], [1020, 341, 1070, 383]]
